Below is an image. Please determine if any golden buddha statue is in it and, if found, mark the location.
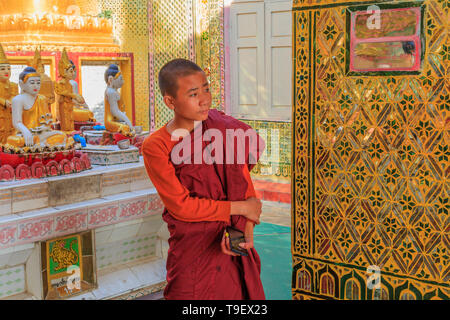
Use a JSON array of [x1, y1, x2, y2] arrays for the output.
[[55, 48, 84, 132], [104, 64, 135, 137], [4, 66, 74, 152], [29, 47, 55, 107], [69, 60, 96, 123], [0, 43, 18, 144]]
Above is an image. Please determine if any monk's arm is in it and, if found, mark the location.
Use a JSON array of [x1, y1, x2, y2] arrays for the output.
[[143, 140, 233, 223]]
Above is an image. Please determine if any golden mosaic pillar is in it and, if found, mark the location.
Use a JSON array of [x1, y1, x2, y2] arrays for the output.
[[97, 0, 150, 130], [149, 0, 195, 130], [292, 0, 449, 300], [194, 0, 225, 112]]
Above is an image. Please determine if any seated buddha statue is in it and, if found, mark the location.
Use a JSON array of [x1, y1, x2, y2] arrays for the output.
[[55, 48, 85, 132], [5, 67, 74, 151], [0, 43, 18, 144], [104, 64, 135, 137], [69, 59, 96, 123]]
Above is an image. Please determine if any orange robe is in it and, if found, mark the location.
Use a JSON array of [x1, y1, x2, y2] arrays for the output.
[[6, 95, 69, 148], [55, 79, 76, 132], [0, 80, 18, 144], [142, 110, 265, 300], [143, 124, 232, 222], [143, 123, 257, 221], [104, 91, 131, 136]]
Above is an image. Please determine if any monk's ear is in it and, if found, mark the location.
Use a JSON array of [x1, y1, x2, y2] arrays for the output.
[[19, 80, 25, 90], [163, 95, 175, 111]]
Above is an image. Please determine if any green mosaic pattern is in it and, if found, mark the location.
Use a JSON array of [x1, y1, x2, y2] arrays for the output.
[[150, 0, 194, 129], [0, 265, 25, 299], [195, 0, 225, 111], [76, 0, 151, 129], [242, 120, 292, 180], [96, 235, 157, 269]]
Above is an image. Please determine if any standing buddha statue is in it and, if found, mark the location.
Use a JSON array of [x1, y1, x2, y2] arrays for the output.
[[55, 48, 84, 132], [104, 64, 135, 137], [29, 47, 55, 112], [0, 43, 18, 144]]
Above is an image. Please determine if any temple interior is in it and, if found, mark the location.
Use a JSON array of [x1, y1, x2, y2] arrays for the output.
[[0, 0, 447, 300]]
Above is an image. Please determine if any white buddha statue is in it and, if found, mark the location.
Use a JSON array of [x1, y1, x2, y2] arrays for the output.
[[6, 66, 74, 151], [104, 64, 135, 137]]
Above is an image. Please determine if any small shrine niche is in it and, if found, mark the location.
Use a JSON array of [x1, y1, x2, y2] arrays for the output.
[[78, 57, 133, 128], [41, 231, 97, 300], [346, 3, 425, 75]]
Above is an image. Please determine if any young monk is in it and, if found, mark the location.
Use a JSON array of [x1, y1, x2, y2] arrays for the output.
[[142, 59, 265, 300]]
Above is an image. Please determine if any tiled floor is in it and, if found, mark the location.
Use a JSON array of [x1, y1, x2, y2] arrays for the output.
[[67, 257, 166, 300], [255, 201, 291, 300]]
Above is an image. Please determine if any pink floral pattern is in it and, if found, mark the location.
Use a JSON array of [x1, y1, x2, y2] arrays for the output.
[[0, 225, 17, 246], [18, 219, 53, 241], [0, 192, 163, 249], [119, 198, 148, 220], [88, 206, 119, 227], [54, 210, 88, 235]]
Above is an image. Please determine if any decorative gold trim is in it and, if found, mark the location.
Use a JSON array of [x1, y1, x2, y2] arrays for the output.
[[0, 42, 9, 64], [0, 13, 119, 51], [23, 72, 40, 83]]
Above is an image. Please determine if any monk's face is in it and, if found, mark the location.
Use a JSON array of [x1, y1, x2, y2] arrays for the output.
[[169, 71, 211, 122], [0, 64, 11, 81], [22, 77, 41, 96]]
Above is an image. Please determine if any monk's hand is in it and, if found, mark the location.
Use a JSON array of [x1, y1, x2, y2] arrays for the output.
[[244, 197, 262, 225], [239, 236, 254, 251], [5, 100, 11, 108], [221, 230, 239, 257]]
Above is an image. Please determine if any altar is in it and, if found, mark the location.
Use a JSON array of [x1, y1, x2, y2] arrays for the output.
[[0, 157, 168, 300]]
